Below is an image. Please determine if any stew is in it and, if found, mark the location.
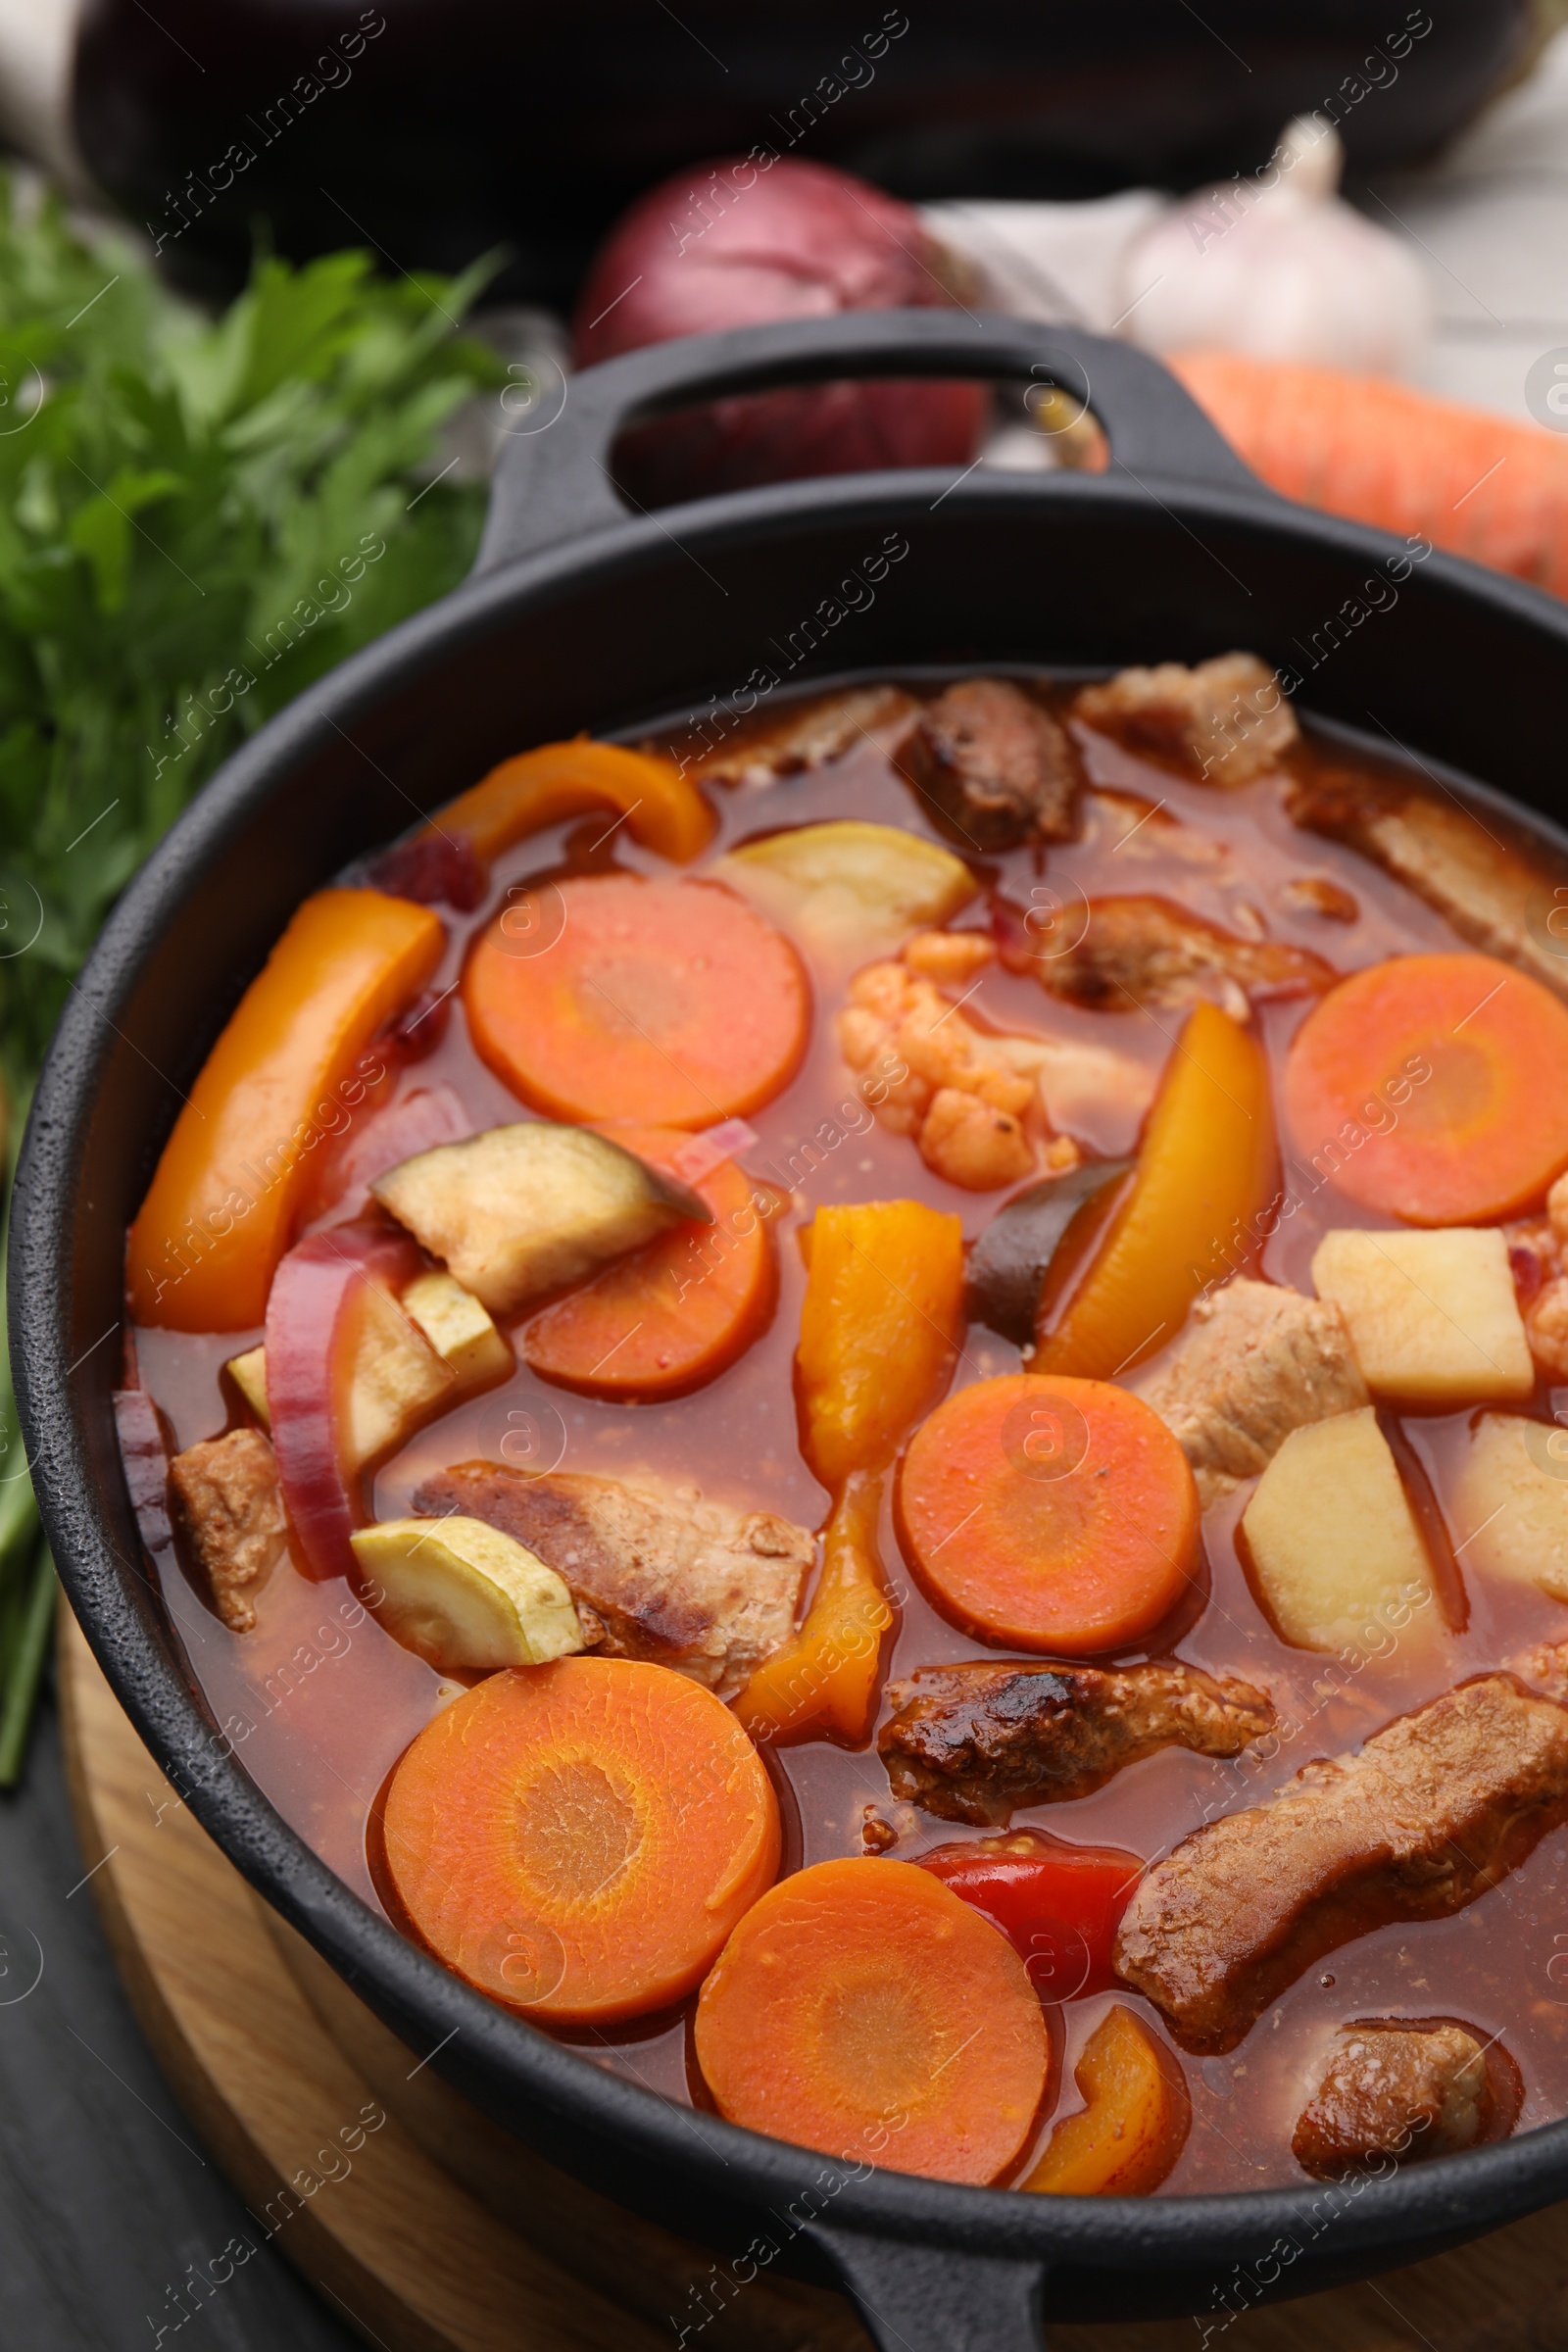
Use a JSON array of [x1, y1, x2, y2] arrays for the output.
[[122, 656, 1568, 2194]]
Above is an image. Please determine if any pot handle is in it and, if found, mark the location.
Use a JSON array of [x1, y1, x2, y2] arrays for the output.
[[473, 309, 1262, 574], [807, 2226, 1048, 2352]]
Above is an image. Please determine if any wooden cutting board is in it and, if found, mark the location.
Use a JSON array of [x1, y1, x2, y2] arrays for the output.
[[54, 1608, 1568, 2352]]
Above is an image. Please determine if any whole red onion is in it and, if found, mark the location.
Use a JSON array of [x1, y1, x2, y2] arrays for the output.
[[572, 155, 987, 506]]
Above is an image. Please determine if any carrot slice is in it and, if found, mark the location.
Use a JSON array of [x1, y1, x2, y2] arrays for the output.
[[1024, 2005, 1190, 2196], [897, 1373, 1200, 1653], [1284, 952, 1568, 1224], [694, 1858, 1049, 2183], [381, 1658, 779, 2027], [431, 737, 715, 865], [464, 873, 809, 1128], [126, 888, 444, 1331], [522, 1124, 776, 1396]]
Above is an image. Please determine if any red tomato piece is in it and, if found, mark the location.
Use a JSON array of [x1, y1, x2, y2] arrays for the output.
[[917, 1830, 1143, 2000]]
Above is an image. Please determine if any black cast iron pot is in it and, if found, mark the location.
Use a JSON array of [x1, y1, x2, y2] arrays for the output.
[[16, 312, 1568, 2350]]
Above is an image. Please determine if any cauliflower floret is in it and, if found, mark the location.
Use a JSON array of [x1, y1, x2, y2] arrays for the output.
[[1529, 1278, 1568, 1381], [919, 1089, 1035, 1191], [904, 930, 996, 985]]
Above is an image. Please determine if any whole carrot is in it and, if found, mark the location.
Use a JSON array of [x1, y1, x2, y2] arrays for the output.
[[1171, 349, 1568, 599]]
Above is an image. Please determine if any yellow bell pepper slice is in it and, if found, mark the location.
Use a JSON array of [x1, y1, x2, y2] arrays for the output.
[[126, 888, 444, 1331], [1031, 1001, 1275, 1381]]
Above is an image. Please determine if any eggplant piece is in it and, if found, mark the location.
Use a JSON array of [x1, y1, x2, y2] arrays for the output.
[[965, 1161, 1133, 1346], [371, 1121, 710, 1320]]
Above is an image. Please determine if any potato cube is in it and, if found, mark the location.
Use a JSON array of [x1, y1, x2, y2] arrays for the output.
[[1310, 1227, 1533, 1405], [1241, 1406, 1440, 1655], [1449, 1411, 1568, 1602], [344, 1282, 453, 1467], [225, 1272, 508, 1470], [715, 819, 976, 955]]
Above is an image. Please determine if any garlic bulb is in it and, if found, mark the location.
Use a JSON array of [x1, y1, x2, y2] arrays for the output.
[[1119, 117, 1430, 375]]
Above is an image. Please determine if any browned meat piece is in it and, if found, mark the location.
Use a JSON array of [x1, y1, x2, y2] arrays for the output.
[[414, 1461, 810, 1697], [1504, 1174, 1568, 1377], [1075, 654, 1298, 786], [689, 685, 915, 786], [1292, 2020, 1511, 2179], [1115, 1669, 1568, 2051], [1140, 1279, 1369, 1508], [1286, 765, 1568, 1002], [1084, 789, 1228, 865], [1024, 893, 1335, 1016], [1279, 874, 1359, 923], [877, 1657, 1275, 1827], [897, 678, 1083, 850], [169, 1426, 286, 1633]]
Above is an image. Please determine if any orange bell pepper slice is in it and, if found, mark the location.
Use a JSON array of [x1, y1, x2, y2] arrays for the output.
[[126, 888, 444, 1332], [795, 1198, 964, 1490], [738, 1200, 963, 1746], [736, 1474, 891, 1746], [1024, 2005, 1191, 2196], [429, 737, 714, 867], [1032, 1001, 1275, 1381]]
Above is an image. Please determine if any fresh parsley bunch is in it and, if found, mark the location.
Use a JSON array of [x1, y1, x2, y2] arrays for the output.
[[0, 173, 501, 1777]]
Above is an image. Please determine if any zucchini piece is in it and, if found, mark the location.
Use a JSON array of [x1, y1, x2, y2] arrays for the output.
[[371, 1120, 710, 1320], [401, 1268, 514, 1387], [351, 1514, 585, 1669], [965, 1161, 1134, 1347], [714, 819, 976, 953]]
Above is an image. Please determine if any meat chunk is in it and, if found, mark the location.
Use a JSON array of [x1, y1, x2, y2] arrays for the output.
[[1279, 874, 1359, 924], [878, 1658, 1275, 1827], [1140, 1279, 1369, 1508], [1286, 765, 1568, 1003], [169, 1426, 286, 1633], [1292, 2021, 1504, 2179], [689, 685, 915, 786], [1084, 789, 1228, 865], [1114, 1670, 1568, 2050], [1504, 1175, 1568, 1377], [1075, 654, 1298, 787], [897, 678, 1083, 850], [412, 1462, 810, 1698], [1019, 893, 1334, 1017]]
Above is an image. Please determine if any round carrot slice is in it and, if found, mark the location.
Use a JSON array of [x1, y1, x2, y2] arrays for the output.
[[694, 1858, 1049, 2183], [381, 1658, 779, 2026], [523, 1125, 776, 1396], [464, 873, 809, 1128], [1284, 952, 1568, 1224], [897, 1374, 1200, 1654]]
